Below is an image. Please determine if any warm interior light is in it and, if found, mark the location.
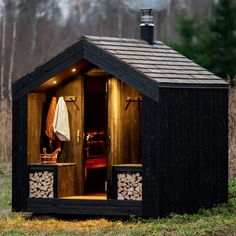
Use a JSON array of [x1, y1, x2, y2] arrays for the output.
[[71, 68, 77, 73], [53, 81, 57, 85]]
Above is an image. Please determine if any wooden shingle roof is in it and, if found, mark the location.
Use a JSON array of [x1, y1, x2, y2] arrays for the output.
[[13, 35, 228, 102], [85, 36, 228, 86]]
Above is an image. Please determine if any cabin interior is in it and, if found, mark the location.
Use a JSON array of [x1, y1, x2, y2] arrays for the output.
[[27, 59, 142, 200]]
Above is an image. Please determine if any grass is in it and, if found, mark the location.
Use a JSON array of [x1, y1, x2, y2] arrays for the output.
[[0, 163, 11, 218], [0, 164, 236, 235]]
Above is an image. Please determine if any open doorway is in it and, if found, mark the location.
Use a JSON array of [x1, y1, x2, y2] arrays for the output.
[[84, 75, 108, 198], [27, 64, 141, 201]]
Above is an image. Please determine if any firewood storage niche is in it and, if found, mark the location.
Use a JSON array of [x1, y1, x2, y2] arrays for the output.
[[27, 61, 142, 201]]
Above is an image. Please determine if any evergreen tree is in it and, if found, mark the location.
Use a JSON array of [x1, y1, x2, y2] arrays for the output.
[[170, 0, 236, 84], [207, 0, 236, 81], [172, 19, 197, 60]]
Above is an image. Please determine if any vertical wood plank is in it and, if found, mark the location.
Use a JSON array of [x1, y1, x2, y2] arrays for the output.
[[121, 81, 130, 163], [142, 96, 160, 217], [57, 165, 78, 197], [56, 75, 84, 195], [130, 86, 141, 163], [108, 77, 141, 198], [107, 78, 121, 183], [27, 93, 46, 164], [12, 95, 28, 211], [108, 78, 141, 180], [156, 88, 228, 216]]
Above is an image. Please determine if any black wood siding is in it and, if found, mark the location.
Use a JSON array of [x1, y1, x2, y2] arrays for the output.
[[142, 88, 228, 217], [12, 95, 28, 211], [142, 96, 160, 217], [159, 88, 228, 216]]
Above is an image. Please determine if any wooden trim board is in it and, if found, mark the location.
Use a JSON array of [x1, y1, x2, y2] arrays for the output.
[[27, 198, 142, 216]]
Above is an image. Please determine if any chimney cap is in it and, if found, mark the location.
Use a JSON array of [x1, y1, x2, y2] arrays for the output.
[[140, 8, 154, 26], [140, 8, 155, 45], [141, 9, 152, 15]]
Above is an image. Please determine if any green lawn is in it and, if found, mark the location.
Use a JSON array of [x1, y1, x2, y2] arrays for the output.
[[0, 164, 236, 235]]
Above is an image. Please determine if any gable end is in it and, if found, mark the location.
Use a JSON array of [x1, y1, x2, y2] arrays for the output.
[[12, 40, 85, 101], [12, 38, 159, 102]]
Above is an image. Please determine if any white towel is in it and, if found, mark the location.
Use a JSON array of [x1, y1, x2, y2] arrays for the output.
[[53, 97, 70, 141]]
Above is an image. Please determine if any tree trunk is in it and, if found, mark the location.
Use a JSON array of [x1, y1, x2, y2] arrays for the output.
[[117, 4, 122, 38], [31, 13, 37, 57], [0, 12, 6, 100], [8, 17, 17, 101]]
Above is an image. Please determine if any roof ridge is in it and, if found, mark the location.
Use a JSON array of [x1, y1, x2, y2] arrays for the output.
[[84, 35, 146, 42]]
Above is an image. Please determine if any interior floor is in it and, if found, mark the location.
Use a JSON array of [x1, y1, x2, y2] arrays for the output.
[[60, 193, 107, 200]]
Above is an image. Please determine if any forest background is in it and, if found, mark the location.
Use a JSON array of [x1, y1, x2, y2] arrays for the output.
[[0, 0, 235, 176]]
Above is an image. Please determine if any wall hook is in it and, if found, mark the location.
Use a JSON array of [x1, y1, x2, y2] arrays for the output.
[[125, 96, 142, 111]]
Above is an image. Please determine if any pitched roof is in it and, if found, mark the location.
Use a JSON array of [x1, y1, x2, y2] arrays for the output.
[[85, 36, 227, 86], [13, 35, 228, 102]]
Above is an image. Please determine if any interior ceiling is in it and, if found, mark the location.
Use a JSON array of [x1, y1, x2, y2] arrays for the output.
[[33, 59, 109, 92]]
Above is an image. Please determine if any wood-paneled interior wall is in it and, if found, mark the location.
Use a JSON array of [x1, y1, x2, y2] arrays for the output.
[[27, 93, 46, 164], [27, 75, 84, 195], [28, 76, 140, 196], [55, 75, 84, 195], [108, 77, 141, 180], [57, 165, 78, 197]]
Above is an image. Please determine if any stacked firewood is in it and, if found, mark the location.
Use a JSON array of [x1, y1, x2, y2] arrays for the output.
[[117, 172, 142, 200], [29, 171, 54, 198]]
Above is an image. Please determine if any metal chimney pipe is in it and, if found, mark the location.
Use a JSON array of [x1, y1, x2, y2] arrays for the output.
[[140, 9, 155, 45]]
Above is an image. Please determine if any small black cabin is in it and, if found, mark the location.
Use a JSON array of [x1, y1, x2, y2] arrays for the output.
[[12, 10, 228, 218]]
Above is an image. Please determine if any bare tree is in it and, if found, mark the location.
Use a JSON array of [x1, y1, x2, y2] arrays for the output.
[[8, 9, 17, 101], [0, 0, 224, 164], [117, 3, 122, 37], [0, 7, 6, 100]]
